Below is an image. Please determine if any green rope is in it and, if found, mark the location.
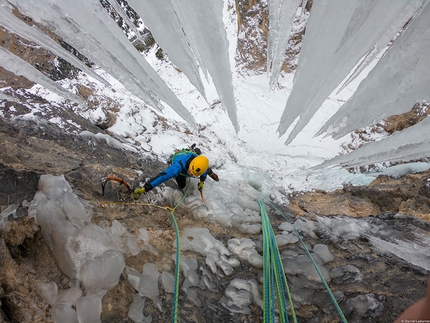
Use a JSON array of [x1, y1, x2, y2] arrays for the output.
[[170, 178, 191, 323], [259, 198, 297, 323], [266, 200, 348, 323]]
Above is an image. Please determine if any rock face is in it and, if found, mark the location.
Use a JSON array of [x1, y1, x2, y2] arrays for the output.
[[1, 102, 429, 323], [287, 171, 430, 222]]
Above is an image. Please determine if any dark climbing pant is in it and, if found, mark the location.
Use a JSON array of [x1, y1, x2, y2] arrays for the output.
[[175, 175, 187, 189]]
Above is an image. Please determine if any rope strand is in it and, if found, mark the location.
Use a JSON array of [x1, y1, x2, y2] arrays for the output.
[[259, 198, 297, 323], [266, 200, 348, 323]]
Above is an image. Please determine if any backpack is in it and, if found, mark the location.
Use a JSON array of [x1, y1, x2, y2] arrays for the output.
[[168, 143, 202, 165]]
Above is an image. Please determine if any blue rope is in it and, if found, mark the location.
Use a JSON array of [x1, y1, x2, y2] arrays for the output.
[[259, 198, 297, 323], [266, 200, 348, 323], [170, 178, 191, 323]]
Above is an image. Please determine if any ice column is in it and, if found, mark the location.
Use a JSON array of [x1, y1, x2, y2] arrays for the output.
[[170, 0, 239, 132], [267, 0, 301, 90], [318, 1, 430, 140], [276, 0, 420, 144], [10, 0, 196, 126], [128, 0, 207, 100]]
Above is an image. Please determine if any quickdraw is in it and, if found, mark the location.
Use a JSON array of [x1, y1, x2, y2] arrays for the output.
[[101, 175, 132, 197]]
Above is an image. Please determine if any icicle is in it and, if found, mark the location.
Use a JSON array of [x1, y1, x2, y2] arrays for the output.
[[276, 0, 419, 144], [170, 0, 239, 132], [127, 0, 207, 100], [0, 1, 109, 85], [267, 0, 301, 90], [9, 0, 196, 126], [0, 46, 85, 104], [336, 0, 427, 94], [317, 1, 430, 140]]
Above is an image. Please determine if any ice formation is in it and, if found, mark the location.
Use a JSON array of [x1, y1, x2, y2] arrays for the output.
[[277, 0, 426, 144], [8, 0, 196, 125], [266, 0, 301, 90], [169, 0, 239, 132], [127, 0, 207, 100], [0, 0, 428, 166], [318, 1, 430, 139], [180, 227, 236, 275], [0, 47, 84, 104], [30, 175, 126, 321]]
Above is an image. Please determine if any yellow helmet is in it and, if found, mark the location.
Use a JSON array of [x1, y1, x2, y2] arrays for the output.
[[189, 155, 209, 176]]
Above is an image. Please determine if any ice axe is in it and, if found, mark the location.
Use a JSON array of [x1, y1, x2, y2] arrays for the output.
[[199, 190, 209, 210], [101, 175, 132, 197]]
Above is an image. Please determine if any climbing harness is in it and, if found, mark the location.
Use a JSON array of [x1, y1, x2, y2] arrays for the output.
[[263, 199, 349, 323]]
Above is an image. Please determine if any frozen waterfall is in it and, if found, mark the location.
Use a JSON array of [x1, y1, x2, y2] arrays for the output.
[[0, 0, 429, 167]]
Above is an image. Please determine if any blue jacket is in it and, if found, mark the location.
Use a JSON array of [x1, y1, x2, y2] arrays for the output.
[[144, 152, 208, 191]]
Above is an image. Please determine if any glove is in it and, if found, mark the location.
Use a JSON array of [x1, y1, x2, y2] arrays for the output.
[[209, 172, 219, 182], [198, 182, 204, 191], [132, 187, 145, 199]]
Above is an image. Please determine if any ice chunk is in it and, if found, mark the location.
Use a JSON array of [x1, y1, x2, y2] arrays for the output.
[[216, 257, 234, 276], [128, 294, 146, 323], [227, 238, 256, 261], [275, 233, 299, 246], [69, 223, 120, 271], [283, 254, 331, 283], [0, 204, 12, 231], [180, 256, 199, 286], [51, 303, 79, 323], [313, 244, 335, 263], [219, 278, 253, 314], [291, 218, 318, 239], [281, 250, 299, 259], [138, 263, 159, 303], [36, 281, 58, 305], [55, 288, 82, 306], [279, 221, 294, 232], [228, 238, 263, 268], [127, 270, 142, 292], [346, 293, 383, 319], [79, 250, 125, 293], [181, 227, 232, 274], [0, 204, 17, 219], [179, 255, 203, 305], [316, 216, 370, 241], [76, 294, 102, 323], [61, 191, 89, 228], [161, 271, 175, 294], [127, 235, 141, 256], [238, 223, 261, 234], [201, 267, 217, 291], [38, 174, 70, 200], [137, 228, 150, 244]]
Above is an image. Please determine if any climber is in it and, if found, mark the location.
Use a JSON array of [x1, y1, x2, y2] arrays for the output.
[[131, 145, 219, 199]]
